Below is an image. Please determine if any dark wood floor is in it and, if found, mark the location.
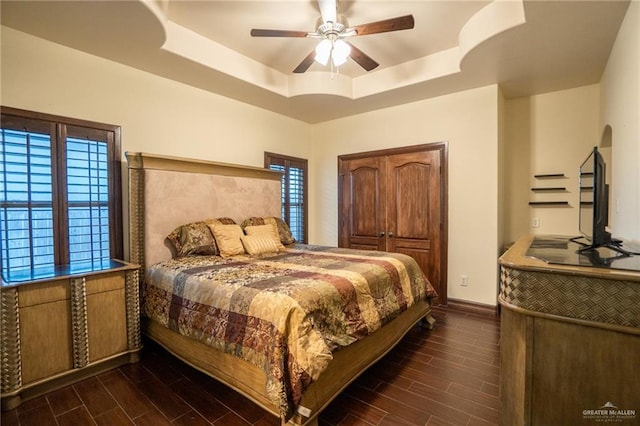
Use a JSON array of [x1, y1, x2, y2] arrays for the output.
[[1, 305, 500, 426]]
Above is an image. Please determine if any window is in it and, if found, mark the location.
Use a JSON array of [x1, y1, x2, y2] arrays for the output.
[[1, 107, 122, 282], [264, 152, 308, 243]]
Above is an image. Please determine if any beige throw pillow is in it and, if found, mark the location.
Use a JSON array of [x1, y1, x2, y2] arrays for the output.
[[241, 235, 279, 255], [209, 224, 245, 257], [240, 217, 296, 245], [244, 224, 285, 251]]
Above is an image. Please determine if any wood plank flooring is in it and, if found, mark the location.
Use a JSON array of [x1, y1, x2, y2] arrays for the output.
[[1, 305, 500, 426]]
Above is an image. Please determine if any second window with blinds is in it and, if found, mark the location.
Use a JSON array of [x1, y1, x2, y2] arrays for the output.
[[264, 152, 308, 244]]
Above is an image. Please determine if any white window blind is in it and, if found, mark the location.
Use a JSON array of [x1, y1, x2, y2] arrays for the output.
[[287, 162, 305, 242], [1, 108, 122, 283], [1, 128, 55, 278], [66, 137, 111, 264], [265, 153, 308, 243]]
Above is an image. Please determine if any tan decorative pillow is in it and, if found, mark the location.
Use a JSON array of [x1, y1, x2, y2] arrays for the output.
[[244, 224, 285, 251], [209, 224, 245, 257], [241, 217, 296, 245], [241, 235, 279, 255], [203, 217, 236, 229]]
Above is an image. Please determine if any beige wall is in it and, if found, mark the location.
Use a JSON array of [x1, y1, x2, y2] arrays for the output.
[[498, 88, 506, 253], [600, 1, 640, 242], [503, 85, 601, 243], [309, 86, 500, 305], [0, 26, 311, 168]]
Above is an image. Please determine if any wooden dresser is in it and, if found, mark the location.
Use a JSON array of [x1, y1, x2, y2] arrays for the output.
[[1, 260, 142, 410], [498, 235, 640, 425]]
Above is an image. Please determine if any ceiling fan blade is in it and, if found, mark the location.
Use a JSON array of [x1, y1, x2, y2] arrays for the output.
[[250, 29, 309, 37], [318, 0, 337, 23], [293, 50, 317, 73], [350, 15, 415, 36], [346, 42, 379, 71]]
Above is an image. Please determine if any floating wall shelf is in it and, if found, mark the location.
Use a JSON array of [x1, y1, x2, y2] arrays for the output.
[[529, 201, 570, 206], [531, 187, 567, 191], [530, 173, 569, 206], [534, 173, 566, 178]]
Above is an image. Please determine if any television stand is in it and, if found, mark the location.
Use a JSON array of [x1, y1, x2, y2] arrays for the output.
[[570, 236, 633, 257], [577, 243, 633, 257], [499, 235, 640, 426], [528, 235, 640, 271]]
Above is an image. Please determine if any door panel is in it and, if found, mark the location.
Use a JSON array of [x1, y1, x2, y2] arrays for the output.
[[351, 167, 379, 236], [394, 248, 432, 284], [339, 157, 386, 251], [391, 160, 431, 239], [386, 151, 441, 296], [338, 144, 446, 304]]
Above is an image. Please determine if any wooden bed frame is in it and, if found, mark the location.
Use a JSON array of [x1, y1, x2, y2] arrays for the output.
[[126, 152, 435, 426]]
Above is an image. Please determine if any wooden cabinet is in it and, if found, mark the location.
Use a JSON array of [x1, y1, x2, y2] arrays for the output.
[[499, 236, 640, 425], [1, 261, 142, 410], [338, 143, 447, 304]]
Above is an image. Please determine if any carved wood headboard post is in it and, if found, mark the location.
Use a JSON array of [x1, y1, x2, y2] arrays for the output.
[[126, 152, 146, 278]]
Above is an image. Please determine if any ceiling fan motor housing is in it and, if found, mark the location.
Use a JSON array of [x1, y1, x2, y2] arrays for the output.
[[315, 15, 350, 39]]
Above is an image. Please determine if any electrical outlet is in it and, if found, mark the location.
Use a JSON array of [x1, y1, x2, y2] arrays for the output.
[[460, 275, 468, 286], [532, 217, 540, 228]]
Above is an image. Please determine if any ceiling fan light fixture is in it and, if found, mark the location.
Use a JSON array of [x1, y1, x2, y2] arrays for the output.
[[315, 39, 332, 66], [332, 54, 348, 67], [315, 38, 350, 68], [332, 39, 350, 66]]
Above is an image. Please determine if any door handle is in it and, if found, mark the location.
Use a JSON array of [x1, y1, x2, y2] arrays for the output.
[[378, 232, 385, 237], [388, 232, 394, 237]]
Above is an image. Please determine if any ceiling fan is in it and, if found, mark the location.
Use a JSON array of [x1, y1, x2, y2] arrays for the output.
[[250, 0, 415, 73]]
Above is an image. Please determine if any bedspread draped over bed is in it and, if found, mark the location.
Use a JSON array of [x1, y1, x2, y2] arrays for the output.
[[143, 244, 437, 420]]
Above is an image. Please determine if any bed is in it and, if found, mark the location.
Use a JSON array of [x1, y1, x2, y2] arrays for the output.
[[126, 152, 437, 425]]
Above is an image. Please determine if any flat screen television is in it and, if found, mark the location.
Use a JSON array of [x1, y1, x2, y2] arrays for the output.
[[578, 147, 610, 247], [576, 146, 629, 255]]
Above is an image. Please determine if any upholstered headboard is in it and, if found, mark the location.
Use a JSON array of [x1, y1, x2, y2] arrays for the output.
[[126, 152, 282, 272]]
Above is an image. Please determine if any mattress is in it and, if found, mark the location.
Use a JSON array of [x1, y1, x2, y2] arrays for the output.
[[142, 244, 437, 419]]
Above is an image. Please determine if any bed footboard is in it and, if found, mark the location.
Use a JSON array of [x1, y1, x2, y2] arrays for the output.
[[143, 300, 433, 425]]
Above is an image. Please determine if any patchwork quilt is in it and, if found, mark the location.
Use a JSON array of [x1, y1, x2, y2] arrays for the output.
[[143, 244, 437, 419]]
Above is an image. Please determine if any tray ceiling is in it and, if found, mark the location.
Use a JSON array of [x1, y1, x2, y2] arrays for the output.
[[1, 0, 630, 123]]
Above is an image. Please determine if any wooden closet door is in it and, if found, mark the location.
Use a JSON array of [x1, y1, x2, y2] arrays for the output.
[[339, 143, 447, 305], [338, 156, 386, 251], [386, 150, 442, 298]]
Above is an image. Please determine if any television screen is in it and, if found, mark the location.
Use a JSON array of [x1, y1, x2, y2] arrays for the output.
[[578, 147, 613, 249], [579, 150, 595, 240], [575, 147, 633, 257]]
